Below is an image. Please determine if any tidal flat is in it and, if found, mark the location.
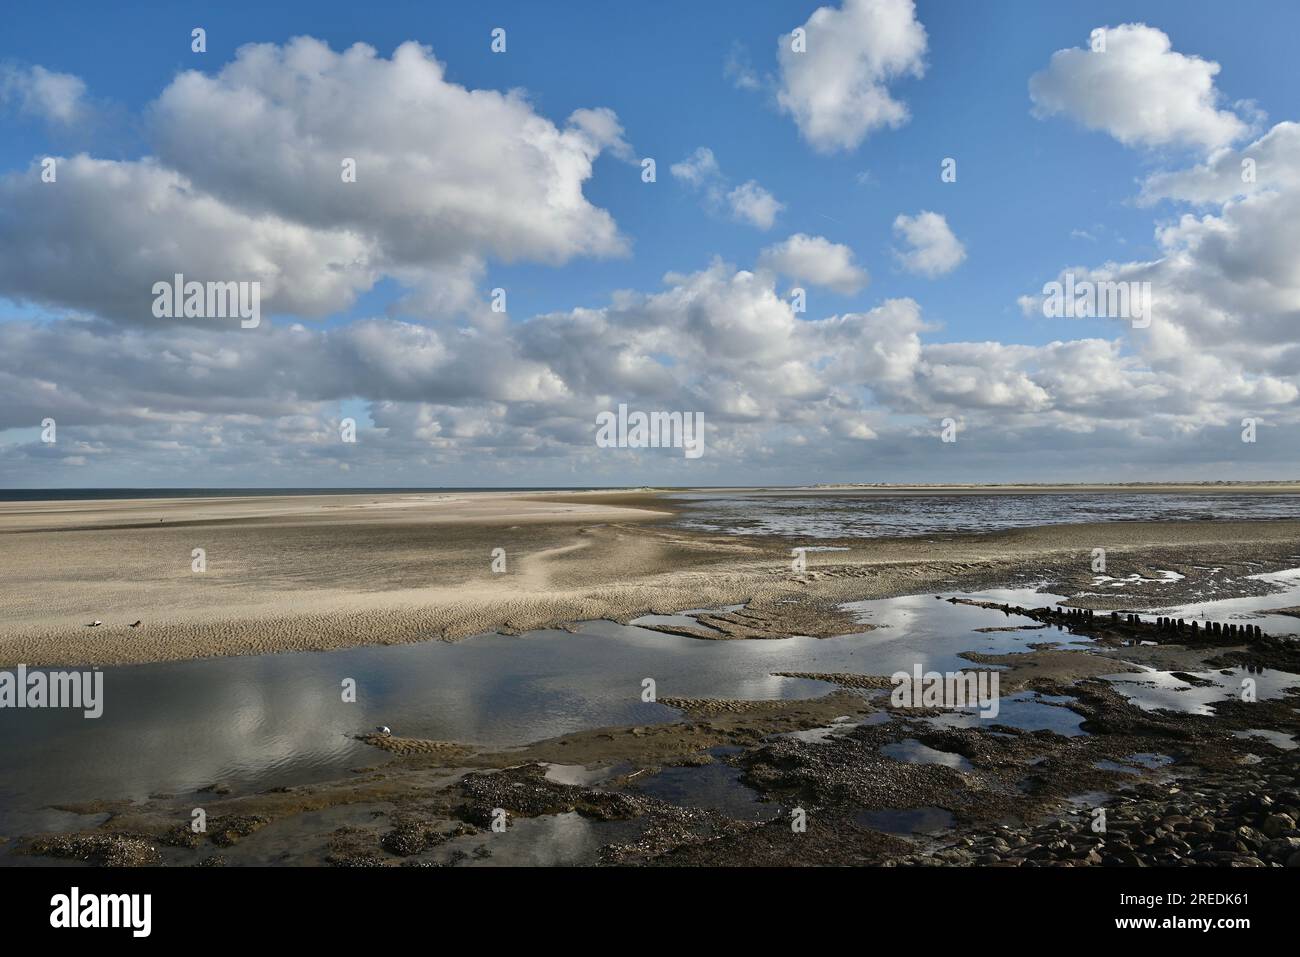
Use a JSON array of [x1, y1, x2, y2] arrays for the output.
[[2, 486, 1299, 866]]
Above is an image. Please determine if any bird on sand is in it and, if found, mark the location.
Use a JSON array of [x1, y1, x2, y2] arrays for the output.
[[87, 620, 102, 627], [129, 620, 142, 628], [376, 725, 392, 736]]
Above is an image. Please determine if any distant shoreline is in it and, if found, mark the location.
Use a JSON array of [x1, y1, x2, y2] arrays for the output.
[[0, 486, 617, 503], [4, 480, 1300, 504]]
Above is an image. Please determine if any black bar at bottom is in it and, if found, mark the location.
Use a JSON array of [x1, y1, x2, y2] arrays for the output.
[[0, 865, 1283, 942]]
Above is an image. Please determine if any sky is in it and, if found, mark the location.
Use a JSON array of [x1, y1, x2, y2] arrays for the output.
[[1, 0, 1298, 487]]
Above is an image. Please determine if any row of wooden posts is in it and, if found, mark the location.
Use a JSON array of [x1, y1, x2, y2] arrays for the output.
[[1054, 605, 1264, 639]]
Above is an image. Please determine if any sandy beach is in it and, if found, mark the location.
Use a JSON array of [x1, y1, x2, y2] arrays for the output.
[[5, 486, 1300, 667]]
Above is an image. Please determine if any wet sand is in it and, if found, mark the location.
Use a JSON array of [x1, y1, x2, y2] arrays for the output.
[[5, 488, 1300, 667], [5, 487, 1300, 866]]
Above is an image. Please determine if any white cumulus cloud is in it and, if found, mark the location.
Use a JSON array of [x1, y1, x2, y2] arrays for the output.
[[0, 38, 632, 326], [776, 0, 927, 153], [727, 181, 784, 230], [892, 212, 966, 277], [758, 234, 869, 293], [670, 147, 782, 230], [0, 63, 87, 123], [1029, 23, 1248, 151]]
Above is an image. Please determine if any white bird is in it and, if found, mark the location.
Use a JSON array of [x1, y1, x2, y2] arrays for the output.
[[376, 725, 392, 736], [87, 620, 102, 627]]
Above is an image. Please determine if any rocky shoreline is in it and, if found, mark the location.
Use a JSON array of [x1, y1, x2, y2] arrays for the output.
[[896, 750, 1300, 867]]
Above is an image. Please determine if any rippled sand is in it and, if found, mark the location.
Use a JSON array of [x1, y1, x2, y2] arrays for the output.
[[3, 488, 1300, 667]]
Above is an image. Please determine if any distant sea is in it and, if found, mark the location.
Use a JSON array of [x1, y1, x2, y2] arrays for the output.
[[670, 491, 1300, 540]]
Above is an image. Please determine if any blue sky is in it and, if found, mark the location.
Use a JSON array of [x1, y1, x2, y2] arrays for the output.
[[1, 1, 1299, 486]]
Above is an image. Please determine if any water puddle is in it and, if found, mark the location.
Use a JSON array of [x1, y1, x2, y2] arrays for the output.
[[924, 691, 1087, 737], [1102, 666, 1300, 715], [1066, 791, 1111, 811], [1126, 752, 1175, 769], [1085, 570, 1186, 594], [856, 806, 955, 836], [0, 622, 868, 832], [207, 802, 397, 867], [630, 747, 770, 821], [1094, 760, 1136, 774], [880, 738, 973, 771], [776, 713, 868, 743], [439, 812, 642, 867], [835, 586, 1090, 676], [1232, 729, 1297, 750], [541, 762, 628, 786]]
